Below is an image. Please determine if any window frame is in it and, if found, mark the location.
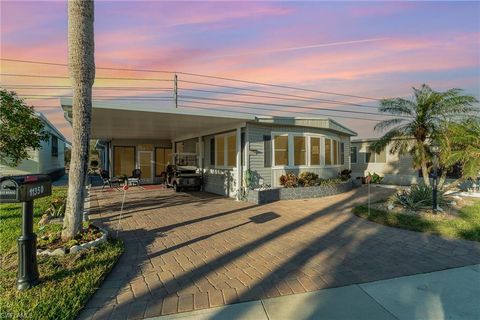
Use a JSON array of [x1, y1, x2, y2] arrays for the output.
[[350, 146, 358, 164], [113, 146, 136, 177], [214, 132, 237, 169], [271, 132, 343, 168], [51, 135, 59, 158]]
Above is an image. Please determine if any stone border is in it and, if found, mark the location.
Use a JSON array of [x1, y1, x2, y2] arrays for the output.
[[37, 226, 108, 256], [246, 179, 359, 204]]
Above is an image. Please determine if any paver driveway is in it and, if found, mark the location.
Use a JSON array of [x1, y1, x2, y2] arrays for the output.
[[79, 186, 480, 319]]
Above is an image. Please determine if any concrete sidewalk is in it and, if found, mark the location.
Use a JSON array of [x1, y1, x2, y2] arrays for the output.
[[148, 264, 480, 320]]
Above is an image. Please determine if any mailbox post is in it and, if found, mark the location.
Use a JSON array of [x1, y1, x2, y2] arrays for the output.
[[0, 174, 52, 290]]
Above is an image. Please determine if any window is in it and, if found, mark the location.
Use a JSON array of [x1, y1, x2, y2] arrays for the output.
[[227, 135, 237, 167], [366, 146, 387, 163], [274, 135, 289, 166], [155, 148, 172, 176], [340, 142, 345, 165], [333, 140, 338, 165], [310, 137, 321, 165], [294, 136, 306, 166], [51, 135, 58, 157], [114, 146, 135, 176], [351, 146, 357, 164], [215, 133, 237, 167], [216, 136, 225, 166], [264, 135, 272, 167], [325, 138, 332, 165]]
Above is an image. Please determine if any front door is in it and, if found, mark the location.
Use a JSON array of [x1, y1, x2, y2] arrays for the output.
[[138, 151, 153, 184]]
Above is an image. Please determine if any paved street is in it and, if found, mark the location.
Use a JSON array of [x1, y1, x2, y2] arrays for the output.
[[79, 186, 480, 319]]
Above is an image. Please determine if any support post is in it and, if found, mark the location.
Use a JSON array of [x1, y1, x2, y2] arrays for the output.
[[236, 127, 242, 201], [174, 73, 178, 108], [17, 200, 39, 290], [433, 156, 438, 214]]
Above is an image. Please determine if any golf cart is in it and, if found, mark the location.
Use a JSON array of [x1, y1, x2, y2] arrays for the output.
[[165, 153, 202, 192]]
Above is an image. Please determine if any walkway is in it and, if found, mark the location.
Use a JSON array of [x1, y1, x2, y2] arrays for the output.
[[79, 185, 480, 319], [149, 264, 480, 320]]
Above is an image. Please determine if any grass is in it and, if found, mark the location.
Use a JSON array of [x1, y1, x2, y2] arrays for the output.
[[0, 187, 123, 319], [353, 199, 480, 242]]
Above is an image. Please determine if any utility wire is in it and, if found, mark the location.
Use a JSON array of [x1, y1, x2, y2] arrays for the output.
[[0, 73, 171, 81], [178, 99, 385, 122], [179, 85, 379, 109], [179, 95, 406, 118], [2, 85, 171, 91], [1, 58, 380, 100]]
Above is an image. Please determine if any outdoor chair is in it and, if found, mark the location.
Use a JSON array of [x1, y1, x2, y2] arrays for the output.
[[128, 169, 142, 186], [101, 170, 120, 189]]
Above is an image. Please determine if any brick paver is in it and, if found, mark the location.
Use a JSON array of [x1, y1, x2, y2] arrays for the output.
[[79, 186, 480, 319]]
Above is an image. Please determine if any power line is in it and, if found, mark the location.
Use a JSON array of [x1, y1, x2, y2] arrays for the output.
[[179, 85, 379, 110], [20, 95, 173, 101], [2, 85, 172, 91], [178, 99, 383, 122], [1, 57, 380, 100], [180, 95, 405, 118], [0, 73, 171, 82]]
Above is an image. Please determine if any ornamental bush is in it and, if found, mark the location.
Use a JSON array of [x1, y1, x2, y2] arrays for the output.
[[298, 172, 319, 187]]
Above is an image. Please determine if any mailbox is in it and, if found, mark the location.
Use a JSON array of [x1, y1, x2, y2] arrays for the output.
[[0, 174, 52, 291], [0, 175, 52, 203]]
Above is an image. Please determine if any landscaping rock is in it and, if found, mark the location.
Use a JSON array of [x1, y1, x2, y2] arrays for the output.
[[387, 204, 395, 210], [69, 245, 82, 254], [449, 201, 457, 206], [38, 250, 51, 256], [51, 248, 66, 256]]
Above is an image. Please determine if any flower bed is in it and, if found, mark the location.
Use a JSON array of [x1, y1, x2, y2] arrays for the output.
[[246, 179, 358, 204], [37, 223, 108, 256]]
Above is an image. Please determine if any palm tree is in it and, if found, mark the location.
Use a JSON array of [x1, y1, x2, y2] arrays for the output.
[[62, 0, 95, 241], [371, 84, 477, 187], [441, 119, 480, 191]]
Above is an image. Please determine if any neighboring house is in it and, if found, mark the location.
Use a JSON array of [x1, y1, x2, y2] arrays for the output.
[[350, 138, 420, 185], [61, 98, 357, 198], [0, 112, 67, 179]]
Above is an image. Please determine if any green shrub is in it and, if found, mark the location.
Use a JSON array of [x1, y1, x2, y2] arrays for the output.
[[395, 185, 445, 210], [339, 169, 351, 181], [298, 172, 319, 187], [279, 172, 298, 188], [367, 172, 383, 184], [318, 177, 342, 186]]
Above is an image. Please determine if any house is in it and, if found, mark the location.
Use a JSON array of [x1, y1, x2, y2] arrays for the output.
[[0, 112, 67, 180], [350, 138, 420, 185], [61, 98, 357, 198]]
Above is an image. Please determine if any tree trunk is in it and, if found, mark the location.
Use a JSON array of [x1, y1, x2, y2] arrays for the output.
[[437, 168, 448, 190], [418, 143, 431, 187], [443, 178, 464, 192], [62, 0, 95, 241]]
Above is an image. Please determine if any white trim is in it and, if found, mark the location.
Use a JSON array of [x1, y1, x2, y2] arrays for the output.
[[172, 122, 247, 143], [235, 127, 242, 201]]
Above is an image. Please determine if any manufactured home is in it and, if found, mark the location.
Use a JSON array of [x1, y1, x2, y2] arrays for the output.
[[61, 99, 357, 198], [0, 112, 67, 179]]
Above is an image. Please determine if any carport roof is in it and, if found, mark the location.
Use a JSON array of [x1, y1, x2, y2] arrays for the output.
[[60, 98, 357, 140]]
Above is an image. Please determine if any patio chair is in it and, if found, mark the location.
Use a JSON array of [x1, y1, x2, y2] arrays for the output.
[[101, 170, 120, 189], [127, 169, 142, 186]]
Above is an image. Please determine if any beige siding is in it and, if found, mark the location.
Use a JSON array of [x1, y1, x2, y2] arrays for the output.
[[351, 141, 419, 185]]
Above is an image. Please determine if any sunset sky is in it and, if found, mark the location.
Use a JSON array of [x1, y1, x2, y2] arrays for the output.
[[1, 1, 479, 140]]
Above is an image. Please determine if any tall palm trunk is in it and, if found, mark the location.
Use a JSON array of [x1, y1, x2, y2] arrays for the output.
[[418, 141, 431, 187], [62, 0, 95, 241]]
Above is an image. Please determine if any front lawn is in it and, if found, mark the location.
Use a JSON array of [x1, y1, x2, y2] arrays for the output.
[[0, 187, 123, 319], [353, 199, 480, 242]]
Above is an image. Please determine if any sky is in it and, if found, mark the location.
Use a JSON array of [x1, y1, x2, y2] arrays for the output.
[[1, 0, 479, 140]]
